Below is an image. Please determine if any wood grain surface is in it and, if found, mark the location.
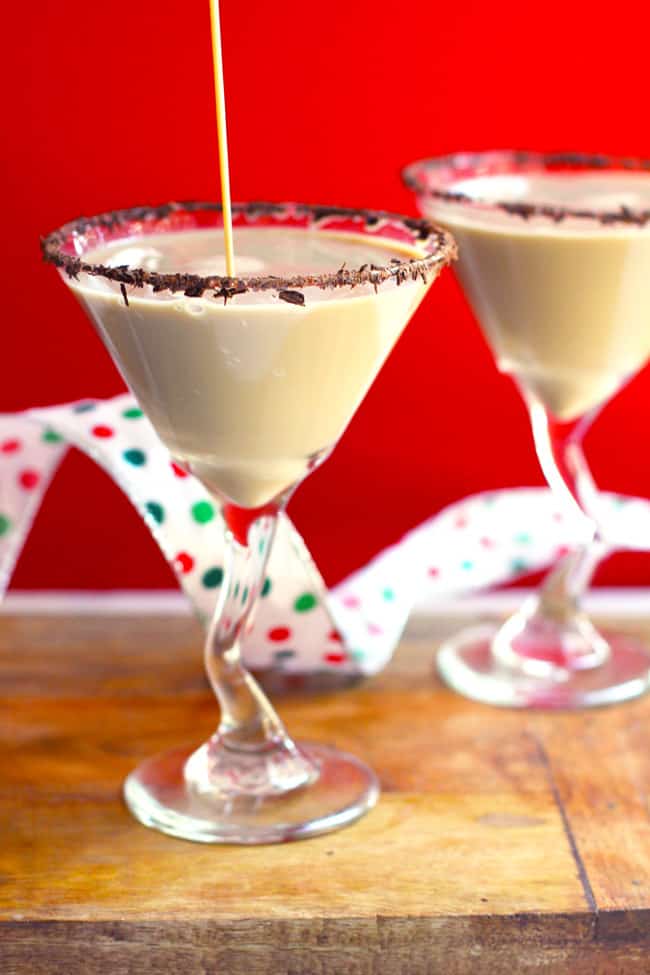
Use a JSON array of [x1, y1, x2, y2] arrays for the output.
[[2, 612, 650, 973]]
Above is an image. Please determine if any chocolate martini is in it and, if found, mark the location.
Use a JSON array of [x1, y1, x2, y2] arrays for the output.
[[42, 201, 455, 839], [404, 151, 650, 709]]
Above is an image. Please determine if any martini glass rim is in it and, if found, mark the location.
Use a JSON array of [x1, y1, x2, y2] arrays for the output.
[[41, 200, 456, 302], [402, 149, 650, 226]]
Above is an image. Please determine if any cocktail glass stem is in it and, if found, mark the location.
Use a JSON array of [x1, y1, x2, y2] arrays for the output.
[[438, 387, 650, 707], [491, 396, 612, 677], [192, 496, 317, 795], [123, 485, 380, 840]]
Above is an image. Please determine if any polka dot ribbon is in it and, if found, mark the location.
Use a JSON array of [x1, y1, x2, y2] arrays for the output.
[[0, 418, 67, 595], [0, 393, 646, 676]]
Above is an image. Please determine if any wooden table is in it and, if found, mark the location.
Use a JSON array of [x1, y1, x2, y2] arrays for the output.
[[2, 610, 650, 973]]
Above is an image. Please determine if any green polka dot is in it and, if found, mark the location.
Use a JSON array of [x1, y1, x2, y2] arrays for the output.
[[202, 566, 224, 588], [382, 587, 395, 601], [510, 558, 529, 575], [274, 649, 296, 661], [242, 586, 249, 605], [42, 429, 63, 444], [514, 532, 532, 545], [234, 582, 240, 599], [192, 500, 215, 524], [261, 577, 272, 598], [73, 401, 95, 413], [145, 501, 165, 525], [123, 448, 146, 466], [460, 560, 474, 571], [351, 649, 366, 662], [0, 514, 11, 537], [258, 538, 266, 555], [294, 592, 317, 613], [122, 407, 144, 420]]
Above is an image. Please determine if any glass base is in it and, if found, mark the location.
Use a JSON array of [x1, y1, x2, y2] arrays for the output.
[[123, 742, 379, 844], [437, 624, 650, 709]]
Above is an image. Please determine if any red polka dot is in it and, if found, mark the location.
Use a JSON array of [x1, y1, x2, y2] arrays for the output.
[[553, 511, 564, 522], [454, 515, 468, 529], [555, 545, 571, 559], [428, 567, 440, 578], [367, 622, 383, 635], [174, 552, 194, 574], [1, 439, 21, 454], [324, 651, 347, 665], [328, 629, 343, 643], [480, 536, 496, 549], [171, 461, 189, 478], [267, 626, 291, 642], [91, 425, 114, 439], [18, 469, 40, 490]]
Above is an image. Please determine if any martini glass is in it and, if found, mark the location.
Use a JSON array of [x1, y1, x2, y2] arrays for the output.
[[42, 201, 454, 842], [403, 151, 650, 709]]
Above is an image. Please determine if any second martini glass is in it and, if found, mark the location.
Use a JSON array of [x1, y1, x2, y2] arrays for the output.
[[42, 200, 454, 842], [404, 151, 650, 709]]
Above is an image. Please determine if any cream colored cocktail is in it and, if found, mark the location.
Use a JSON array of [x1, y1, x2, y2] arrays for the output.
[[74, 226, 429, 507], [419, 171, 650, 420]]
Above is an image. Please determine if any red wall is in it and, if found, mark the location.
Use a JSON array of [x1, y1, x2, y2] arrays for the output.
[[6, 0, 650, 589]]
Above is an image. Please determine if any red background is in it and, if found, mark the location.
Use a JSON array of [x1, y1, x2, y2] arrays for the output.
[[5, 0, 650, 590]]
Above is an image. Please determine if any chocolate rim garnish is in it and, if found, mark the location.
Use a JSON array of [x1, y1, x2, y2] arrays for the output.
[[41, 201, 456, 303], [402, 150, 650, 226]]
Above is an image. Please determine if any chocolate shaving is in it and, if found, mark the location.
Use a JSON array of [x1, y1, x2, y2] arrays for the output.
[[278, 289, 305, 306], [119, 283, 129, 307], [402, 150, 650, 226], [214, 281, 247, 304], [183, 281, 206, 298], [41, 201, 456, 302]]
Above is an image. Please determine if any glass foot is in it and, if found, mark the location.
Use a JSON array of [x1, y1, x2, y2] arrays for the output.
[[437, 623, 650, 709], [124, 742, 379, 844]]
